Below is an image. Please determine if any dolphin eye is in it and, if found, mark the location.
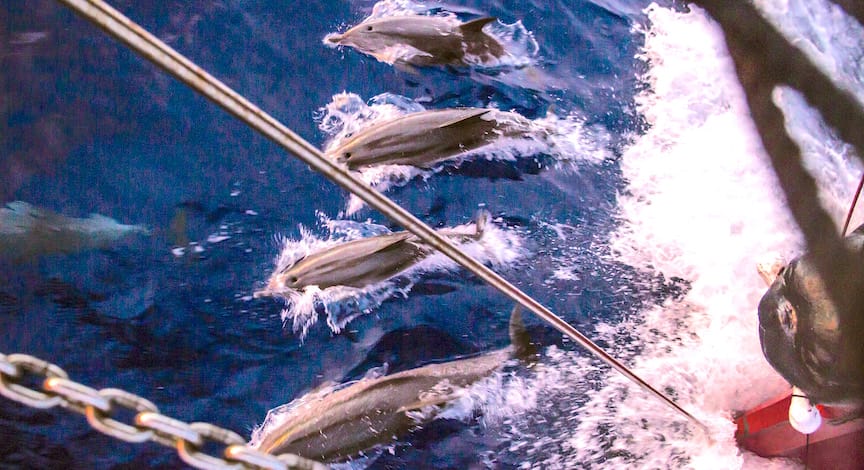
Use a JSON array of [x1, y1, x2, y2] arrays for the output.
[[366, 26, 373, 31], [344, 152, 352, 160], [289, 276, 299, 284]]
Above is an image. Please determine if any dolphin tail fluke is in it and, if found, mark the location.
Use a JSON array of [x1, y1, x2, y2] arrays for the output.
[[460, 17, 498, 35], [509, 305, 537, 361]]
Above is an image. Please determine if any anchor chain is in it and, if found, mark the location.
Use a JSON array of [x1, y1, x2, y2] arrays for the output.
[[0, 353, 328, 470]]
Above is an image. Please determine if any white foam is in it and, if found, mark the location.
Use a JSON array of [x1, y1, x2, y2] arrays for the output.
[[324, 0, 542, 81], [485, 3, 863, 468], [754, 0, 864, 109], [773, 86, 864, 230], [207, 233, 231, 244], [367, 0, 431, 20], [249, 359, 536, 466], [260, 214, 525, 338], [317, 92, 610, 216]]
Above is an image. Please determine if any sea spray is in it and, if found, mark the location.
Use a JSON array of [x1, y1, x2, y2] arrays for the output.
[[317, 92, 610, 216], [487, 3, 863, 468], [260, 214, 524, 338], [324, 0, 539, 70]]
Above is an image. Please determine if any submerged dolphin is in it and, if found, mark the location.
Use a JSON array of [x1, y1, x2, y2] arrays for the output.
[[0, 201, 149, 260], [758, 223, 864, 412], [325, 15, 505, 67], [252, 305, 536, 462], [255, 211, 488, 296], [325, 108, 533, 171]]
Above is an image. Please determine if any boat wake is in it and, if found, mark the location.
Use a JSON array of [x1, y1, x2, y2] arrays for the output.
[[482, 3, 864, 468]]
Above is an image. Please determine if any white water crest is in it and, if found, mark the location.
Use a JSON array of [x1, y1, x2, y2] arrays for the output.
[[260, 212, 525, 338], [485, 2, 863, 469], [318, 92, 610, 216], [754, 0, 864, 110]]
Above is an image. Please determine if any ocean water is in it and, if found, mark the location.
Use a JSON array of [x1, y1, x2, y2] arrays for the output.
[[1, 0, 861, 468]]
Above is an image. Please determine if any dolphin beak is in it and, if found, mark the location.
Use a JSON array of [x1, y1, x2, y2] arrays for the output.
[[325, 33, 344, 45], [253, 288, 273, 299], [254, 275, 289, 298]]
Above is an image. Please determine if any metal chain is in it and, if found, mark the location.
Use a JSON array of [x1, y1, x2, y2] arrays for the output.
[[0, 353, 329, 470]]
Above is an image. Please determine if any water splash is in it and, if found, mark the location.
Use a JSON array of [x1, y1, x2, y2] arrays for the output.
[[323, 0, 543, 79], [249, 362, 536, 467], [260, 214, 525, 338], [754, 0, 864, 109], [317, 92, 610, 216], [483, 3, 863, 468], [366, 0, 431, 20]]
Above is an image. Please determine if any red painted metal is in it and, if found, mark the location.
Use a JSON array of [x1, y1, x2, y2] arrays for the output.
[[735, 391, 864, 469]]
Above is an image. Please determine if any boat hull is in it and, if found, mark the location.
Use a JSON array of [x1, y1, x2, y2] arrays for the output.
[[735, 391, 864, 469]]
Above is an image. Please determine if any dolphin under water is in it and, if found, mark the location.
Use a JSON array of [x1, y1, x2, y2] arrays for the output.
[[324, 15, 505, 67], [0, 201, 149, 260], [250, 305, 537, 463], [255, 211, 489, 297], [758, 223, 864, 414], [324, 108, 535, 171]]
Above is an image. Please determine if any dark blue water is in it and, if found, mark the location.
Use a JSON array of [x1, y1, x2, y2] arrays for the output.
[[0, 1, 675, 467]]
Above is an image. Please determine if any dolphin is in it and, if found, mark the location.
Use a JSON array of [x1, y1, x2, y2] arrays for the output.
[[255, 211, 489, 296], [324, 15, 505, 67], [251, 305, 537, 462], [758, 223, 864, 413], [0, 201, 149, 261], [324, 108, 533, 171]]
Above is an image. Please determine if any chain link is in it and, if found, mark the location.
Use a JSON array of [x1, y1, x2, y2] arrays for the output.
[[44, 377, 111, 414], [0, 353, 19, 377], [177, 423, 245, 470], [226, 445, 289, 470], [86, 388, 159, 443], [0, 353, 329, 470], [226, 445, 330, 470], [137, 411, 204, 446], [0, 354, 69, 408]]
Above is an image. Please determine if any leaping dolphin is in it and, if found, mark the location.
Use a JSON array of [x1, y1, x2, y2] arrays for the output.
[[324, 15, 505, 67], [324, 108, 533, 171], [251, 305, 537, 462], [255, 211, 489, 296]]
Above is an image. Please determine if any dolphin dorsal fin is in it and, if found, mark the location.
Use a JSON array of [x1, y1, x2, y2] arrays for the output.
[[509, 305, 537, 361], [460, 17, 497, 35], [437, 108, 491, 129], [359, 230, 417, 254]]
